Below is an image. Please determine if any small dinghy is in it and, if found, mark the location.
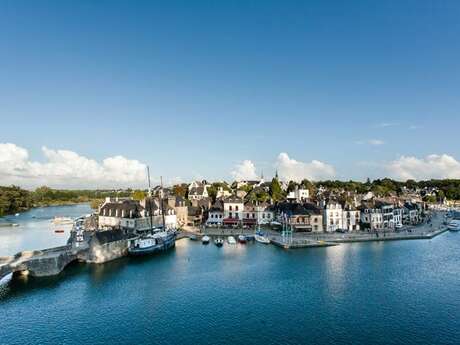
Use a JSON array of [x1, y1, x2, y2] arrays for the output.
[[202, 235, 210, 244], [238, 235, 247, 243], [214, 238, 224, 247], [227, 236, 237, 244]]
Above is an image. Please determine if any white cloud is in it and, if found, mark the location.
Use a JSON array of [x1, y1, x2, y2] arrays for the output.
[[355, 139, 385, 146], [231, 160, 258, 181], [0, 143, 147, 189], [375, 122, 399, 128], [275, 153, 335, 182], [368, 139, 385, 146], [387, 154, 460, 180]]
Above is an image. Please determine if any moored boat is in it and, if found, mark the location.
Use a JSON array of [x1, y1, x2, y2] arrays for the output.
[[245, 234, 255, 241], [128, 230, 176, 256], [52, 217, 73, 225], [202, 235, 210, 244], [214, 237, 224, 247], [447, 220, 460, 231], [255, 230, 270, 244], [227, 236, 236, 244], [238, 235, 246, 243], [189, 234, 198, 241]]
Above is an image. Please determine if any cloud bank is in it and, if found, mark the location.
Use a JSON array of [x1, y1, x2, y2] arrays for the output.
[[231, 160, 258, 181], [275, 153, 335, 182], [0, 143, 147, 189], [387, 154, 460, 180]]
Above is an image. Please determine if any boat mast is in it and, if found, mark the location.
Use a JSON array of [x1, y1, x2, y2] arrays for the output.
[[147, 166, 154, 233], [160, 176, 166, 230]]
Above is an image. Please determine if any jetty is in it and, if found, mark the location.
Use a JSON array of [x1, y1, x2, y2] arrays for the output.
[[270, 237, 338, 249]]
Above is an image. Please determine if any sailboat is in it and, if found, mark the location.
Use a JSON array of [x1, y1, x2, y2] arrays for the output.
[[128, 170, 176, 256], [254, 202, 270, 244]]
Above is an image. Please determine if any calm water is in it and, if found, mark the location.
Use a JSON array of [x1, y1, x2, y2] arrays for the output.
[[0, 204, 92, 255], [1, 206, 460, 345]]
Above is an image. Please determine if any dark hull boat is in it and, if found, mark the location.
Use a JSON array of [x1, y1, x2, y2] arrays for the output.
[[128, 231, 176, 256]]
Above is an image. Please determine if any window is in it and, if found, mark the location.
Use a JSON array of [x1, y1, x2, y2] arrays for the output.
[[229, 212, 232, 218], [229, 206, 232, 211], [236, 206, 239, 211], [246, 213, 250, 218]]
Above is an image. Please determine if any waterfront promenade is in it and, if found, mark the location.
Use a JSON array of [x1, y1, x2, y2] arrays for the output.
[[188, 211, 448, 246]]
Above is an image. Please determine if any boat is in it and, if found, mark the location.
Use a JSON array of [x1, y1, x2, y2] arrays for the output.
[[52, 217, 73, 225], [238, 235, 247, 243], [255, 230, 270, 244], [128, 169, 177, 256], [189, 234, 198, 241], [14, 213, 20, 217], [214, 238, 224, 247], [245, 234, 255, 241], [447, 220, 460, 231], [128, 230, 176, 256], [202, 235, 210, 244], [227, 236, 237, 244]]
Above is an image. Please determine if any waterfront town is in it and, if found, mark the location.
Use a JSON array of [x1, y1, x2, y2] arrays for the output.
[[1, 174, 459, 280], [97, 175, 436, 234]]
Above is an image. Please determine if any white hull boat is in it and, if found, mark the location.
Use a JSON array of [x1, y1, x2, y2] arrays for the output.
[[227, 236, 237, 244], [447, 220, 460, 231], [255, 230, 270, 244]]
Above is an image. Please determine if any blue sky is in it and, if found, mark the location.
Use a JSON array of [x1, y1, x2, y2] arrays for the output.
[[1, 1, 460, 187]]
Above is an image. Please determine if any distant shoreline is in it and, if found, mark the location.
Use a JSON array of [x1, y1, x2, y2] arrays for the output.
[[0, 201, 95, 218]]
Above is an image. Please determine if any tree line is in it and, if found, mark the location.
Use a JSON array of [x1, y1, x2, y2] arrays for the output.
[[0, 186, 132, 217]]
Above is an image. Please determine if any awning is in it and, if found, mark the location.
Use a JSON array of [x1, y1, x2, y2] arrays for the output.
[[223, 218, 239, 224], [243, 218, 257, 225]]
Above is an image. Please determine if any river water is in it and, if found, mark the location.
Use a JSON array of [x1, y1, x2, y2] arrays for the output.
[[0, 204, 92, 256], [1, 205, 459, 345]]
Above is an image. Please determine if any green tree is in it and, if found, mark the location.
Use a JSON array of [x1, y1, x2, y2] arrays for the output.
[[132, 190, 146, 200], [269, 177, 284, 202]]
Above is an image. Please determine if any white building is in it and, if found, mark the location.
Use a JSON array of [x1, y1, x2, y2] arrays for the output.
[[359, 203, 384, 230], [98, 198, 143, 230], [342, 207, 360, 231], [323, 201, 344, 232], [393, 207, 403, 227], [207, 200, 224, 225], [216, 186, 231, 199], [223, 196, 244, 223], [243, 201, 274, 225], [376, 201, 395, 229], [287, 187, 309, 202], [188, 181, 209, 200]]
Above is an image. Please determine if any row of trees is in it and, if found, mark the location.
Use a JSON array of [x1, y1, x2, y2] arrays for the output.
[[189, 178, 460, 204], [0, 186, 134, 217]]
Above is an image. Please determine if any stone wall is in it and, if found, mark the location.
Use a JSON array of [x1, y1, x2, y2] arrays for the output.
[[85, 239, 128, 264]]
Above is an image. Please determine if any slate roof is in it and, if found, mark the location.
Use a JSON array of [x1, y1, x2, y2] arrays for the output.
[[99, 200, 144, 218], [93, 229, 125, 245]]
